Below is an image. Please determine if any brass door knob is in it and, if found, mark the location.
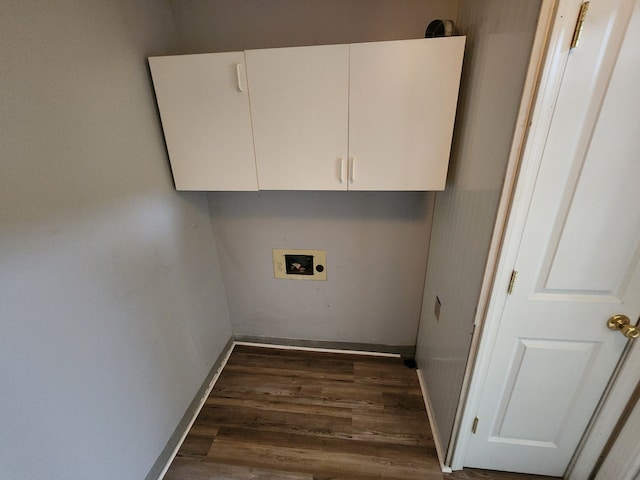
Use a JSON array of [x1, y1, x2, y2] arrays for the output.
[[607, 314, 640, 339]]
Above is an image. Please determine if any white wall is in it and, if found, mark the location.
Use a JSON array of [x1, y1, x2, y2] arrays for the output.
[[169, 0, 459, 349], [415, 0, 541, 451], [0, 1, 232, 479]]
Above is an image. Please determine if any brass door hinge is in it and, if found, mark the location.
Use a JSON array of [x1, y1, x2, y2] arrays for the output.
[[472, 417, 479, 434], [571, 2, 590, 49], [507, 270, 518, 295]]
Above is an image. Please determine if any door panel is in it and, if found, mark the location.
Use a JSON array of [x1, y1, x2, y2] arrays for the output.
[[542, 38, 640, 294], [245, 45, 349, 190], [464, 0, 640, 475], [348, 38, 464, 191], [149, 52, 258, 191], [494, 338, 600, 443]]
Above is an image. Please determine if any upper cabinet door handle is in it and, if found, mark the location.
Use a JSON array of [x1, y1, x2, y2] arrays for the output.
[[349, 157, 355, 183], [338, 158, 344, 183], [236, 64, 244, 92]]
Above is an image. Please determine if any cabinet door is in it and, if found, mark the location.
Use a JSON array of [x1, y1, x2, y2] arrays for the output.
[[348, 37, 465, 191], [149, 52, 258, 191], [246, 45, 349, 190]]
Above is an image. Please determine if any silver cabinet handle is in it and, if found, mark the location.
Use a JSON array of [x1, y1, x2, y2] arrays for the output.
[[236, 64, 244, 92], [349, 157, 355, 183]]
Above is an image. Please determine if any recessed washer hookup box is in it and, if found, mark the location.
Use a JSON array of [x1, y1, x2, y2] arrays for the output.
[[272, 249, 327, 280]]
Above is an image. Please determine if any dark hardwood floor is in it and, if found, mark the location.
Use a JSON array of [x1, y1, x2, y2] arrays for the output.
[[165, 345, 558, 480]]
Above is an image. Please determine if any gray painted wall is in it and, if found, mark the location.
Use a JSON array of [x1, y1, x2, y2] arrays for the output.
[[168, 0, 459, 348], [209, 191, 433, 346], [0, 1, 232, 479], [169, 0, 459, 52], [414, 0, 542, 452]]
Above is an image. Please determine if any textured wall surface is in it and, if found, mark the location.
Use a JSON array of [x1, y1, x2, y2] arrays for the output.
[[209, 191, 433, 347], [0, 2, 232, 478], [414, 0, 542, 452], [169, 0, 459, 52]]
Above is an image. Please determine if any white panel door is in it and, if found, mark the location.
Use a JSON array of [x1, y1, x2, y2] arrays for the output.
[[348, 38, 465, 191], [464, 0, 640, 475], [149, 52, 258, 191], [246, 45, 349, 190]]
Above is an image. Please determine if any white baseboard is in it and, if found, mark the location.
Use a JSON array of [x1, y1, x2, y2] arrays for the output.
[[234, 340, 400, 358], [151, 338, 235, 480], [417, 368, 452, 474]]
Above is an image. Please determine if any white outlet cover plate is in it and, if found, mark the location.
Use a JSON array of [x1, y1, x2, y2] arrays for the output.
[[273, 249, 327, 280]]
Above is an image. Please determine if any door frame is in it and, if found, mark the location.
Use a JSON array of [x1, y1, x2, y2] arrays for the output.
[[592, 359, 640, 479], [449, 0, 640, 475], [568, 338, 640, 479]]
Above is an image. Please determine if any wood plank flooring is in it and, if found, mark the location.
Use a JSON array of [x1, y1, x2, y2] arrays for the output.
[[165, 345, 558, 480]]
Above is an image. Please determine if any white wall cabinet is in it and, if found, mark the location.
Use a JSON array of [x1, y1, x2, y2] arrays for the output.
[[149, 37, 465, 191], [349, 38, 465, 190], [246, 45, 350, 190], [149, 52, 258, 191]]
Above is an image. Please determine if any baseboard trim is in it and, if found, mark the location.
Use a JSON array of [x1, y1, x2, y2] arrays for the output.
[[145, 336, 235, 480], [233, 335, 414, 358], [417, 368, 452, 474]]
